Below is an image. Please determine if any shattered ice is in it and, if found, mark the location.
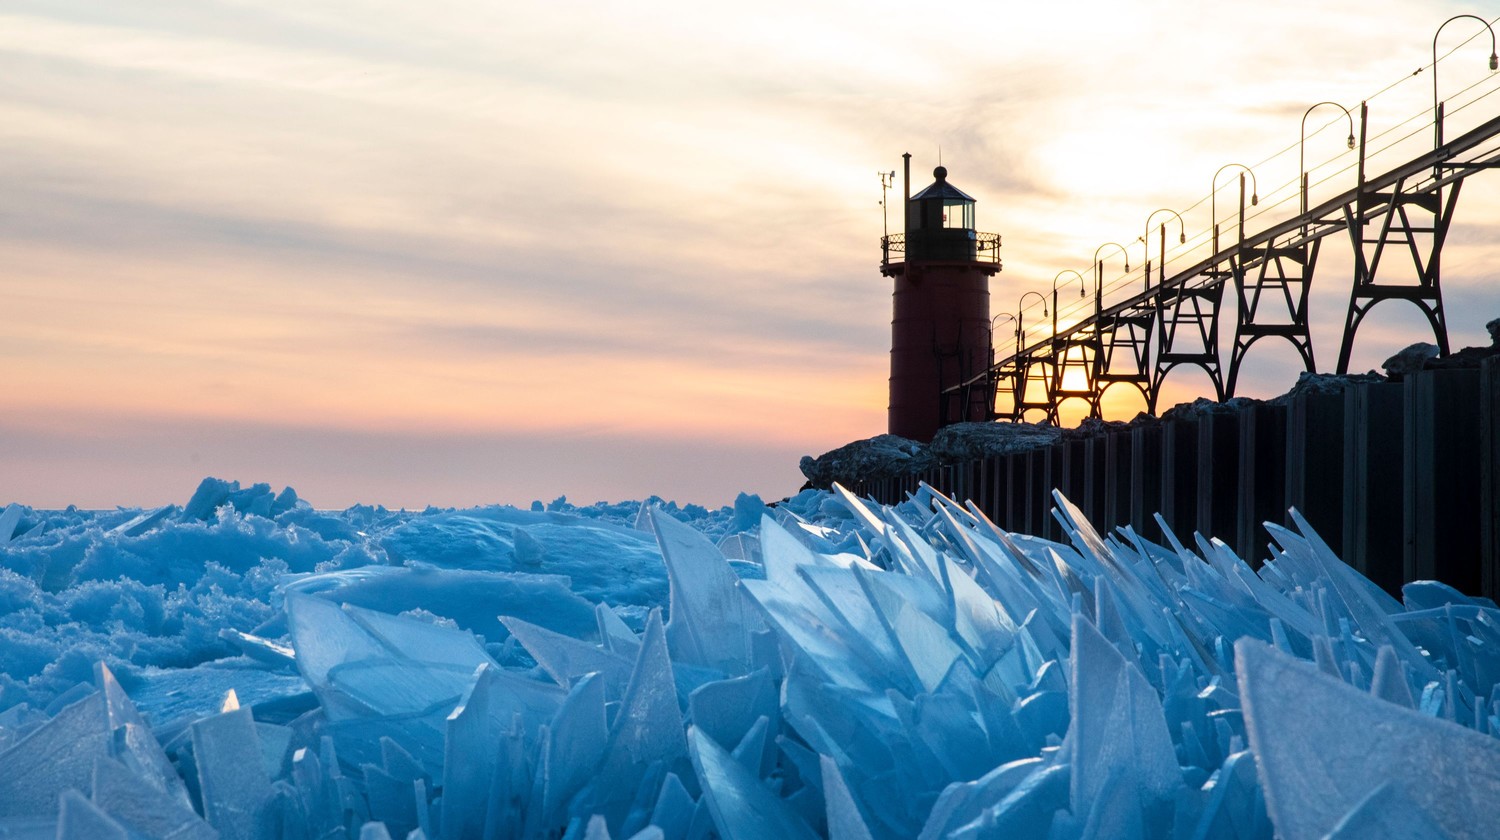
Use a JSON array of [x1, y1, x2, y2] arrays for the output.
[[0, 476, 1497, 838]]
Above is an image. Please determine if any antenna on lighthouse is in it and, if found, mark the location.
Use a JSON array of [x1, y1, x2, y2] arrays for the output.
[[879, 169, 897, 241]]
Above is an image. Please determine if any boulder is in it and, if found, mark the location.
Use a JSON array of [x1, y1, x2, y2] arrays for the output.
[[1381, 342, 1439, 380], [1159, 397, 1219, 422], [798, 434, 936, 490], [928, 421, 1061, 462], [1060, 416, 1134, 440], [1427, 342, 1500, 370], [1278, 371, 1385, 401]]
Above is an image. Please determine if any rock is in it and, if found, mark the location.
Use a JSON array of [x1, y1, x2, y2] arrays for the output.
[[799, 434, 936, 490], [1381, 342, 1439, 380], [1427, 342, 1500, 370], [1277, 371, 1385, 402], [928, 421, 1061, 462], [1060, 416, 1132, 440], [1159, 397, 1219, 422]]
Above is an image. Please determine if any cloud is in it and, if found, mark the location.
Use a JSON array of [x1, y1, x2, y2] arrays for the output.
[[2, 1, 1499, 505]]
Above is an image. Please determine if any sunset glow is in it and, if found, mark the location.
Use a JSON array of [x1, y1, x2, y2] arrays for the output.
[[3, 1, 1498, 507]]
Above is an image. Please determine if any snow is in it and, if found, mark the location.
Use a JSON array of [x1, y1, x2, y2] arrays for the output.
[[0, 476, 1497, 837]]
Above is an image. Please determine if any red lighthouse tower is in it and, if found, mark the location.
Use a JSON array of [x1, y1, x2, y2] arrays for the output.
[[882, 155, 1002, 441]]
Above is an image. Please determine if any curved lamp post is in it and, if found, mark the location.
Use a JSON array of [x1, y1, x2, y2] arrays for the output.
[[1300, 102, 1355, 223], [1051, 270, 1086, 345], [1142, 209, 1186, 290], [991, 312, 1017, 359], [1017, 291, 1048, 355], [1092, 242, 1130, 317], [1211, 163, 1259, 253], [1433, 15, 1499, 151]]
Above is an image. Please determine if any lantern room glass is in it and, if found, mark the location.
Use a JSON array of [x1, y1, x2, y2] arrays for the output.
[[943, 199, 974, 230]]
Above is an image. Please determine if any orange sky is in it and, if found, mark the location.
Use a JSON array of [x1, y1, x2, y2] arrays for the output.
[[2, 1, 1499, 508]]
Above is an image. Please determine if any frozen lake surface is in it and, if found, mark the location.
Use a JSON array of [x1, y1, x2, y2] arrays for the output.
[[0, 477, 1496, 839]]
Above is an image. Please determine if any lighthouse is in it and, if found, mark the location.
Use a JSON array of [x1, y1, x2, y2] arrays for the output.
[[881, 155, 1002, 441]]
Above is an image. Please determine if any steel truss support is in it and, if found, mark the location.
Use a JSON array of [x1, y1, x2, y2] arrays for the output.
[[1336, 176, 1460, 373], [1049, 335, 1102, 422], [1011, 353, 1055, 422], [1093, 311, 1154, 410], [1225, 237, 1320, 396], [988, 367, 1017, 421], [1150, 277, 1227, 413]]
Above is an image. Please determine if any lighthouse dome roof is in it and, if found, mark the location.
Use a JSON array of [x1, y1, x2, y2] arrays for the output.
[[910, 166, 976, 203]]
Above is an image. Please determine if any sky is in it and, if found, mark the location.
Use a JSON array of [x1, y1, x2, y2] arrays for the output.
[[3, 0, 1500, 508]]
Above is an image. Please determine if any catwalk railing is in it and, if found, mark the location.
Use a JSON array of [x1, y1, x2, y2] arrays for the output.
[[953, 104, 1500, 424], [859, 360, 1500, 603]]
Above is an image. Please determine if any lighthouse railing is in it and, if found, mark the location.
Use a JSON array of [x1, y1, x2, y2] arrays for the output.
[[880, 231, 1001, 268]]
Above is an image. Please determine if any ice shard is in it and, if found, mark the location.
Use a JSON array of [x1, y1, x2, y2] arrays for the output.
[[530, 673, 609, 833], [688, 728, 818, 840], [56, 789, 127, 840], [1323, 780, 1447, 839], [286, 591, 497, 770], [650, 507, 759, 675], [6, 479, 1500, 838], [191, 705, 273, 840], [688, 669, 778, 764], [501, 614, 635, 694], [1236, 638, 1500, 839], [90, 756, 217, 840], [0, 503, 24, 544], [819, 754, 873, 840], [590, 610, 690, 824], [1067, 612, 1182, 829], [440, 663, 563, 837], [0, 662, 187, 818]]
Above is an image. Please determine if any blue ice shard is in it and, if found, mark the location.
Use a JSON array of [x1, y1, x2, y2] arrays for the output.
[[650, 508, 759, 675], [919, 757, 1046, 839], [56, 789, 126, 840], [688, 728, 819, 840], [624, 774, 682, 840], [358, 822, 394, 840], [584, 814, 612, 839], [689, 669, 778, 768], [1323, 780, 1447, 839], [1066, 612, 1182, 830], [0, 679, 131, 816], [1236, 638, 1500, 839], [820, 754, 873, 840], [286, 592, 496, 770], [90, 756, 217, 840], [191, 706, 273, 840], [501, 614, 634, 694], [529, 673, 609, 834], [591, 610, 689, 823], [1369, 644, 1416, 709], [95, 662, 191, 805], [440, 663, 563, 837], [0, 503, 24, 544]]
